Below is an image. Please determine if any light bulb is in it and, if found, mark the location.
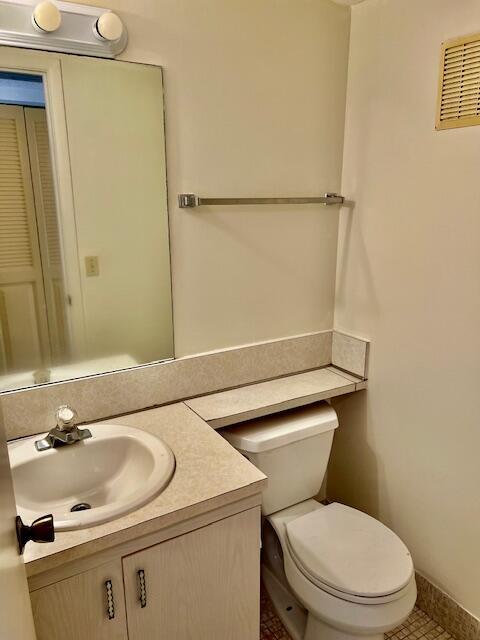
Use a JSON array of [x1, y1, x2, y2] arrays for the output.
[[32, 1, 61, 32], [95, 12, 124, 42]]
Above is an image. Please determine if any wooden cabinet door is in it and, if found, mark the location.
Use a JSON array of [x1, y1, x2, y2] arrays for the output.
[[123, 507, 261, 640], [30, 560, 128, 640]]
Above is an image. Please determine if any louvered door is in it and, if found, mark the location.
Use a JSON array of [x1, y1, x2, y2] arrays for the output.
[[0, 104, 50, 372], [25, 107, 68, 364]]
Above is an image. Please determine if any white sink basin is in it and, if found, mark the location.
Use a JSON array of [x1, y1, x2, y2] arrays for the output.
[[8, 425, 175, 531]]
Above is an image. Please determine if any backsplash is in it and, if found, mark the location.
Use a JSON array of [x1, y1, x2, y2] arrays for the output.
[[1, 330, 369, 440]]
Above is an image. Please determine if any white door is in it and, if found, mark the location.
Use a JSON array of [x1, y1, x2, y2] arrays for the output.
[[0, 401, 37, 639], [24, 107, 69, 365], [0, 104, 52, 373]]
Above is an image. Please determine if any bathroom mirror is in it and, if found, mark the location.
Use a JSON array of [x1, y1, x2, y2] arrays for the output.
[[0, 48, 173, 392]]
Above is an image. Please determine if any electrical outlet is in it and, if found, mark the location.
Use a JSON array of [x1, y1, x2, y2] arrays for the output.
[[85, 256, 99, 277]]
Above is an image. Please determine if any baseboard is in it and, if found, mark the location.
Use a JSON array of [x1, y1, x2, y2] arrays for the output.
[[416, 572, 480, 640]]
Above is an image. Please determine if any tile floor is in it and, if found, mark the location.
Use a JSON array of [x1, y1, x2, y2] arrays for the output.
[[260, 586, 455, 640], [260, 585, 292, 640], [386, 608, 455, 640]]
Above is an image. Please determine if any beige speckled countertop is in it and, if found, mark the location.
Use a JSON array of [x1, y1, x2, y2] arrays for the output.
[[185, 366, 365, 428], [23, 403, 266, 577]]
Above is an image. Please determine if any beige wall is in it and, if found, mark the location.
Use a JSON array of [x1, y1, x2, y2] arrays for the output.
[[66, 0, 351, 357], [330, 0, 480, 618]]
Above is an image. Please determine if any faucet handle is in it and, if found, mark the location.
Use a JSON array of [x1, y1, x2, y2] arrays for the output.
[[55, 405, 77, 432]]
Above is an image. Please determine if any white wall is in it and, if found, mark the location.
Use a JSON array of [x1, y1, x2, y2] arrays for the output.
[[330, 0, 480, 618], [66, 0, 351, 357], [0, 403, 37, 640]]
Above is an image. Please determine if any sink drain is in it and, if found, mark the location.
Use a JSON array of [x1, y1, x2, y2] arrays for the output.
[[71, 502, 91, 512]]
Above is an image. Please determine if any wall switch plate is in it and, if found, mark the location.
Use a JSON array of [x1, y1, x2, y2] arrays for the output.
[[85, 256, 100, 277]]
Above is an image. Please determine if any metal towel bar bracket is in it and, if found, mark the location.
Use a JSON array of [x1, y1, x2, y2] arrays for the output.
[[178, 193, 344, 209]]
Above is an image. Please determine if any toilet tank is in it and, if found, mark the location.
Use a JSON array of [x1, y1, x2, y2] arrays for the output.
[[221, 403, 338, 515]]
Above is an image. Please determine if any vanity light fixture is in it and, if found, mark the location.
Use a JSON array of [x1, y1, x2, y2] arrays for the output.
[[32, 0, 61, 32], [0, 0, 127, 58]]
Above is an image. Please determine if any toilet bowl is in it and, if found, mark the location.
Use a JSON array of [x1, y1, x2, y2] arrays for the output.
[[267, 500, 416, 640], [221, 403, 417, 640]]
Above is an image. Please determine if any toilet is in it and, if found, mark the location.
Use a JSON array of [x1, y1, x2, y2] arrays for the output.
[[221, 403, 417, 640]]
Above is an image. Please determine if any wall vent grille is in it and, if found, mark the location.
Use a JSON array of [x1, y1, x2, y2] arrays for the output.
[[437, 33, 480, 130]]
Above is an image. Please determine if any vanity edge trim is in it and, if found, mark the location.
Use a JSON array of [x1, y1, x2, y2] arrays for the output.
[[25, 480, 265, 580], [27, 495, 263, 591]]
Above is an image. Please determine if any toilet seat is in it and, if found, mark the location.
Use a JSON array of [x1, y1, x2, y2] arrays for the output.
[[286, 503, 414, 605]]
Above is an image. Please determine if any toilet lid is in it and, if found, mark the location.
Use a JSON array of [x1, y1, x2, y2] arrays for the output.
[[286, 503, 413, 598]]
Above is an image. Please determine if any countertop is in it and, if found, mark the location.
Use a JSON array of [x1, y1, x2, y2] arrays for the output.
[[23, 402, 266, 577], [21, 364, 367, 578], [186, 366, 365, 428]]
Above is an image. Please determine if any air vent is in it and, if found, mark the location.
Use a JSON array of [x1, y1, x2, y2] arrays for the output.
[[436, 33, 480, 130]]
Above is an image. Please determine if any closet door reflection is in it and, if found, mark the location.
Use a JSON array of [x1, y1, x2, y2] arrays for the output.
[[0, 104, 67, 380], [25, 107, 68, 366]]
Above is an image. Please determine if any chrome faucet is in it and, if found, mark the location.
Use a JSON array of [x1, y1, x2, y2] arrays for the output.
[[35, 405, 92, 452]]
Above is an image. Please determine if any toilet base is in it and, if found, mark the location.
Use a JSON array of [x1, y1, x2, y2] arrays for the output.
[[305, 615, 384, 640], [263, 504, 416, 640], [262, 564, 307, 640], [263, 562, 387, 640]]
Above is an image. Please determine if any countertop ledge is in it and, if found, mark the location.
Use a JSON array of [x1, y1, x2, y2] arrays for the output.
[[185, 365, 366, 429], [23, 402, 266, 576]]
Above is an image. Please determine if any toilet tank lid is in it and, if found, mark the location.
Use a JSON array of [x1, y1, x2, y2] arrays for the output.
[[220, 403, 338, 453]]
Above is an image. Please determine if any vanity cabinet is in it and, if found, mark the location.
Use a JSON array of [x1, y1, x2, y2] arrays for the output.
[[30, 508, 260, 640]]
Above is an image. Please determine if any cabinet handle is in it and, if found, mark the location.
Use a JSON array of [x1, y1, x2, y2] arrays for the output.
[[105, 580, 115, 620], [138, 569, 147, 608]]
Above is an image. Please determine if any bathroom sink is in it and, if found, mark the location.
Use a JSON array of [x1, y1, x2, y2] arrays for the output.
[[8, 424, 175, 532]]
